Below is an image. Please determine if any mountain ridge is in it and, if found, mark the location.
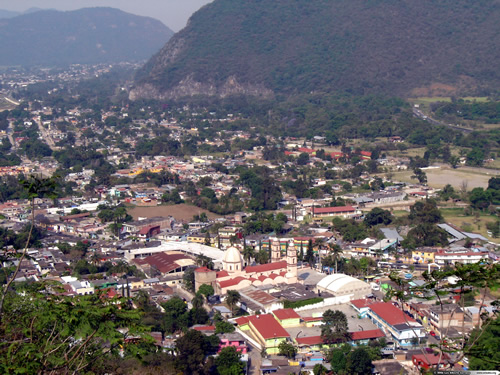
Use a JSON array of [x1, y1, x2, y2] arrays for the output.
[[0, 7, 174, 66], [131, 0, 500, 100]]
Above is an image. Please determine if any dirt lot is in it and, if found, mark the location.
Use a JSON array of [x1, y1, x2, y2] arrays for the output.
[[128, 204, 221, 222], [391, 166, 498, 189]]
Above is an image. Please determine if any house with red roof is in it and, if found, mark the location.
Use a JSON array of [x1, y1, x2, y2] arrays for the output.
[[294, 329, 385, 352], [272, 308, 301, 328], [350, 298, 376, 318], [367, 302, 426, 346], [412, 352, 449, 371], [132, 252, 195, 277], [235, 314, 291, 354]]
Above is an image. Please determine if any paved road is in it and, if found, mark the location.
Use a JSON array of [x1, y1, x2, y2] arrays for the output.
[[34, 116, 57, 150], [246, 342, 262, 375], [413, 108, 473, 134]]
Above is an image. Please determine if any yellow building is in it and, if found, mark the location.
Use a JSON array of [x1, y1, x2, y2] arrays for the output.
[[412, 248, 436, 263], [272, 309, 302, 328], [188, 232, 218, 246], [235, 314, 290, 354]]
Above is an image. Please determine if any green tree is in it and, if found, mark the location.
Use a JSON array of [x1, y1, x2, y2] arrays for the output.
[[226, 290, 241, 314], [408, 199, 443, 224], [242, 246, 255, 265], [195, 254, 214, 269], [198, 284, 214, 299], [467, 147, 485, 167], [347, 347, 373, 375], [183, 268, 196, 292], [363, 207, 393, 227], [313, 363, 328, 375], [0, 289, 146, 374], [329, 347, 348, 373], [175, 329, 212, 374], [402, 223, 449, 248], [215, 320, 235, 334], [468, 315, 500, 370], [297, 152, 310, 165], [327, 242, 343, 274], [469, 187, 492, 210], [278, 341, 297, 359], [305, 239, 315, 266], [162, 296, 190, 334], [411, 167, 427, 184], [215, 346, 245, 375], [255, 248, 269, 264], [321, 309, 350, 344]]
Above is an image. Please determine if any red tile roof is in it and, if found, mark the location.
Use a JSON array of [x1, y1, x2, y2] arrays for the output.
[[295, 329, 384, 346], [298, 147, 315, 154], [132, 252, 189, 274], [248, 314, 290, 340], [195, 266, 213, 273], [350, 329, 385, 341], [218, 276, 247, 289], [193, 325, 215, 331], [235, 316, 250, 326], [412, 353, 449, 366], [216, 270, 229, 278], [369, 302, 417, 326], [273, 308, 301, 321], [351, 298, 376, 309], [245, 261, 287, 274], [313, 206, 355, 214], [138, 225, 159, 235]]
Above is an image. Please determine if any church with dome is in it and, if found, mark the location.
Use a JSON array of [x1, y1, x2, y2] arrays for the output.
[[194, 239, 299, 295]]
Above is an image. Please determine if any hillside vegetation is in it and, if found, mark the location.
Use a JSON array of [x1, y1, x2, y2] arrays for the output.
[[0, 8, 174, 66], [133, 0, 500, 100]]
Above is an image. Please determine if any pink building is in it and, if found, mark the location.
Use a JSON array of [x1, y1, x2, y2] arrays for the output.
[[218, 333, 248, 354]]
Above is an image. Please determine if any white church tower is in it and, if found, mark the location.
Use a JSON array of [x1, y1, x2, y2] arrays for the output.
[[285, 240, 298, 284]]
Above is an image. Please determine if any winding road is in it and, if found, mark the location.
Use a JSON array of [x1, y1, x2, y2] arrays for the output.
[[412, 108, 473, 134]]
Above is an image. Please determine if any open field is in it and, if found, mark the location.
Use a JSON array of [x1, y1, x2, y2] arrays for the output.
[[389, 166, 498, 189], [408, 96, 489, 106], [128, 204, 221, 222], [440, 207, 499, 244]]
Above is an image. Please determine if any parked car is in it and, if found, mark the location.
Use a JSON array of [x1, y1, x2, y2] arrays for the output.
[[430, 331, 436, 337]]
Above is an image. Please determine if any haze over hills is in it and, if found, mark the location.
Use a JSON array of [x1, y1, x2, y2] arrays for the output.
[[131, 0, 500, 100], [0, 7, 174, 66]]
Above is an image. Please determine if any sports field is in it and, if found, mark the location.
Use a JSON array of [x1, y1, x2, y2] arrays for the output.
[[128, 204, 221, 222], [390, 166, 498, 189]]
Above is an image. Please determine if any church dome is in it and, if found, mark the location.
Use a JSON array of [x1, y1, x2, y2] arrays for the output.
[[223, 246, 243, 264]]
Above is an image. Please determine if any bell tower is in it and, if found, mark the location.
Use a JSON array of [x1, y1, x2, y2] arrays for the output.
[[286, 240, 298, 283], [271, 239, 281, 263]]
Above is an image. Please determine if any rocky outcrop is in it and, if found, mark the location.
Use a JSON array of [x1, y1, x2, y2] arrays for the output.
[[130, 74, 274, 100]]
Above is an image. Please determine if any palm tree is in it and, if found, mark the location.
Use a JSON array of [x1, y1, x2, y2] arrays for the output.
[[328, 243, 343, 274], [242, 246, 255, 266], [226, 290, 241, 315], [195, 254, 214, 269]]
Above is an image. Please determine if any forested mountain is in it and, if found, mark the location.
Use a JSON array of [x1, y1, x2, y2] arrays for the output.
[[0, 9, 20, 19], [131, 0, 500, 100], [0, 8, 174, 66]]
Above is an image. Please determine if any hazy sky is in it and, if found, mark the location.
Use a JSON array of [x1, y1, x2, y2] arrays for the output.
[[0, 0, 213, 31]]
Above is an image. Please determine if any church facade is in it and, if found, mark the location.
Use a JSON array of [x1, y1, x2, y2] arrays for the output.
[[194, 239, 299, 295]]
